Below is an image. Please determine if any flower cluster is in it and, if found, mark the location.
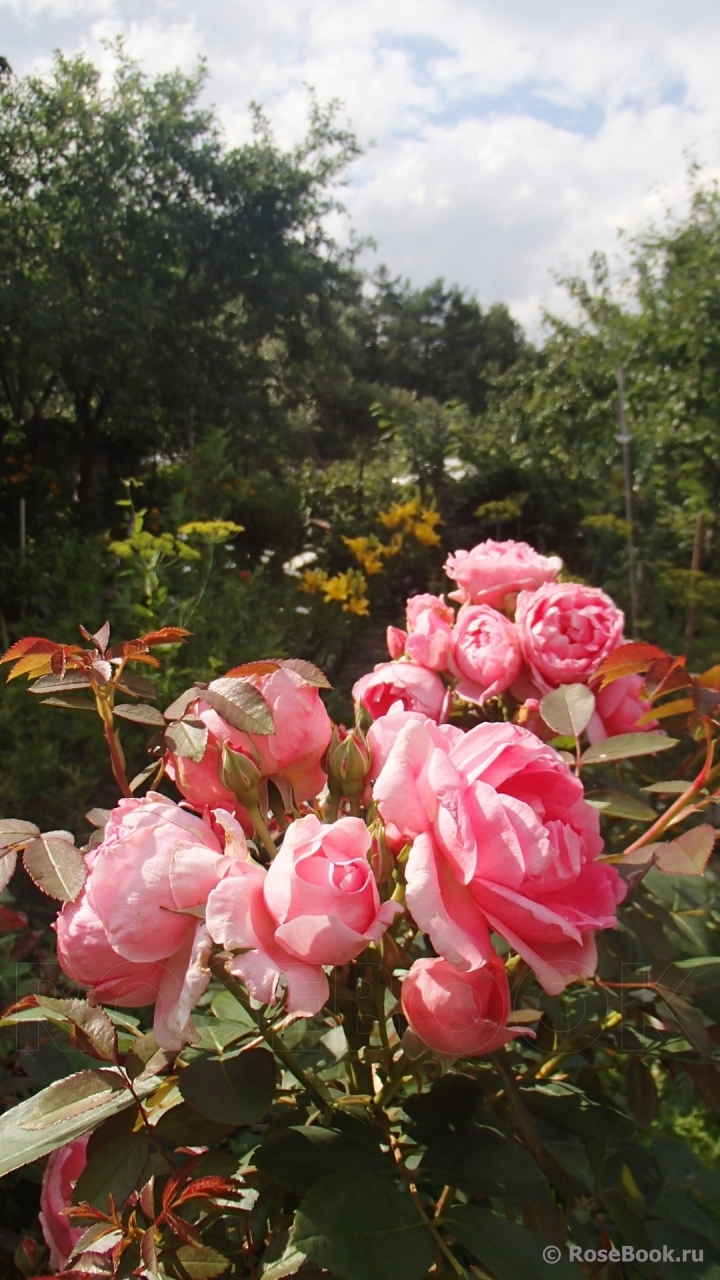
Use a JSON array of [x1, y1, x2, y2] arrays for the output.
[[46, 540, 638, 1076], [354, 536, 654, 743]]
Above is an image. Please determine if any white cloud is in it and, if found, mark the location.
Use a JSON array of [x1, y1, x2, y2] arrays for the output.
[[3, 0, 720, 331]]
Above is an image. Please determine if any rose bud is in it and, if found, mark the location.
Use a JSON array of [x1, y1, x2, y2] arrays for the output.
[[219, 742, 262, 810]]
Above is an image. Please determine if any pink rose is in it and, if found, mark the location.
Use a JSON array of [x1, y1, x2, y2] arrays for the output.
[[586, 674, 658, 744], [56, 795, 244, 1049], [206, 856, 329, 1016], [167, 668, 333, 814], [448, 605, 523, 705], [367, 708, 462, 787], [404, 594, 454, 670], [247, 668, 333, 801], [444, 539, 562, 608], [401, 955, 526, 1057], [207, 816, 401, 1010], [40, 1136, 89, 1270], [353, 661, 446, 722], [375, 720, 625, 994], [165, 700, 253, 822], [516, 582, 625, 692]]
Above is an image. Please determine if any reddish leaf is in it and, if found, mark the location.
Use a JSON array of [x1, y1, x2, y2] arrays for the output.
[[161, 1156, 204, 1212], [162, 1211, 203, 1248], [693, 683, 720, 716], [126, 652, 161, 669], [592, 643, 668, 689], [6, 653, 56, 681], [644, 655, 689, 699], [51, 649, 67, 678], [224, 661, 280, 679], [173, 1177, 244, 1206], [0, 907, 28, 932], [139, 628, 192, 647], [0, 636, 59, 665], [640, 697, 693, 723]]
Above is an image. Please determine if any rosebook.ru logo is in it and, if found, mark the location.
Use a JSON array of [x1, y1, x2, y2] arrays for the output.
[[542, 1244, 704, 1265]]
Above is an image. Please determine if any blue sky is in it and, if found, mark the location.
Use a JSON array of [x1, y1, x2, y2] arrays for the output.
[[3, 0, 720, 331]]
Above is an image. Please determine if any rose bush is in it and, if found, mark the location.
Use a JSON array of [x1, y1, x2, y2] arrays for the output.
[[1, 548, 718, 1280]]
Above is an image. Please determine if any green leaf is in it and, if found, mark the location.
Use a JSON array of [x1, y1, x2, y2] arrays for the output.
[[164, 716, 209, 762], [0, 850, 17, 892], [445, 1205, 583, 1280], [0, 1069, 161, 1177], [586, 790, 656, 820], [175, 1245, 230, 1279], [0, 818, 39, 851], [23, 833, 87, 901], [113, 702, 166, 726], [643, 780, 693, 794], [0, 997, 118, 1062], [179, 1048, 276, 1125], [655, 986, 713, 1055], [403, 1073, 483, 1142], [521, 1084, 632, 1141], [540, 684, 595, 738], [275, 658, 332, 688], [580, 732, 678, 765], [203, 677, 274, 735], [73, 1131, 149, 1210], [652, 824, 716, 876], [29, 671, 92, 695], [420, 1127, 548, 1201], [257, 1126, 392, 1194], [210, 990, 257, 1029], [294, 1172, 434, 1280]]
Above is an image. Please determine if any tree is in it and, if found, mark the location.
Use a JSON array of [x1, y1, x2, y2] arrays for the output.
[[0, 50, 361, 530], [365, 272, 523, 414]]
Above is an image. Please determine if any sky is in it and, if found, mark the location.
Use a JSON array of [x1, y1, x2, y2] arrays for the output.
[[3, 0, 720, 333]]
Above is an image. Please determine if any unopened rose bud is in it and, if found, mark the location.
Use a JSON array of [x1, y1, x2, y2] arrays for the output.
[[327, 727, 371, 801], [218, 743, 261, 808], [369, 821, 394, 884], [15, 1238, 39, 1277]]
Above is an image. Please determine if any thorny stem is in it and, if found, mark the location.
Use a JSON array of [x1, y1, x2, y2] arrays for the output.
[[387, 1132, 470, 1279], [490, 1048, 546, 1170], [622, 719, 715, 858], [95, 687, 132, 797]]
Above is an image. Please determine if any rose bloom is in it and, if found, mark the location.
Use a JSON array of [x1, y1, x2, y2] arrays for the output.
[[516, 581, 625, 692], [403, 594, 454, 670], [166, 667, 333, 815], [353, 661, 446, 722], [402, 955, 527, 1057], [587, 674, 657, 744], [448, 605, 523, 705], [444, 539, 562, 609], [40, 1136, 89, 1270], [207, 815, 401, 1013], [56, 795, 245, 1049], [375, 719, 625, 994]]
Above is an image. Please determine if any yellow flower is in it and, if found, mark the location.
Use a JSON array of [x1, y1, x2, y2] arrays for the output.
[[178, 520, 244, 545], [322, 572, 352, 602], [300, 568, 329, 595], [412, 521, 442, 547], [344, 595, 370, 616], [377, 497, 422, 530]]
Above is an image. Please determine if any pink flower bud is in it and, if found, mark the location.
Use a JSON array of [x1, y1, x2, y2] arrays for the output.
[[401, 955, 526, 1057]]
